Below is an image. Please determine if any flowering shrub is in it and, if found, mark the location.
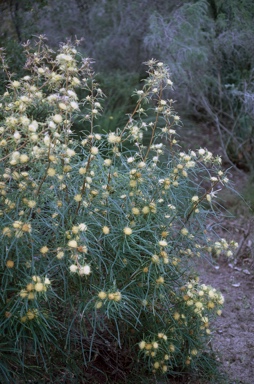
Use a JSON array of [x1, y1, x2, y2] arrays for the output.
[[0, 37, 237, 383]]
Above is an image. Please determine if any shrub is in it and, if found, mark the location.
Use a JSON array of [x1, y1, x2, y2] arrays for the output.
[[0, 37, 237, 383]]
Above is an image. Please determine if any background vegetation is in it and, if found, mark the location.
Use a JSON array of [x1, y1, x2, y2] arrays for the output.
[[1, 0, 254, 175]]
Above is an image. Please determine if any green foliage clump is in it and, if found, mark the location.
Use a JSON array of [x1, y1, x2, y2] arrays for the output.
[[0, 38, 237, 383]]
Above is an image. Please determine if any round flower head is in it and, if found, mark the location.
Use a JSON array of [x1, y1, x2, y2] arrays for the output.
[[53, 114, 63, 124], [132, 207, 140, 215], [123, 227, 132, 235], [40, 246, 49, 254], [108, 132, 121, 144], [139, 341, 146, 350], [104, 159, 112, 166], [102, 226, 110, 234], [79, 265, 91, 276], [98, 291, 107, 300], [181, 228, 188, 236], [78, 223, 87, 231], [69, 264, 78, 273], [68, 240, 78, 248], [6, 260, 14, 268], [34, 282, 44, 292], [47, 168, 56, 177], [90, 146, 99, 155], [74, 194, 82, 202]]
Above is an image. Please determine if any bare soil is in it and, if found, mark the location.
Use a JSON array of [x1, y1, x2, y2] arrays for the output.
[[177, 120, 254, 384], [198, 254, 254, 384]]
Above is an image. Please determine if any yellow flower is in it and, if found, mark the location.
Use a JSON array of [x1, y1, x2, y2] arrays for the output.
[[13, 221, 22, 229], [74, 194, 82, 202], [20, 154, 29, 163], [2, 227, 12, 237], [132, 207, 140, 215], [173, 312, 180, 320], [159, 240, 167, 247], [151, 254, 159, 264], [20, 290, 28, 298], [27, 200, 36, 208], [26, 283, 34, 292], [40, 246, 49, 254], [79, 167, 86, 175], [195, 302, 203, 309], [129, 180, 137, 188], [95, 301, 103, 309], [34, 282, 44, 292], [102, 226, 110, 234], [181, 228, 188, 236], [98, 291, 107, 300], [53, 114, 63, 124], [59, 102, 67, 110], [69, 264, 78, 273], [26, 310, 35, 320], [139, 341, 146, 350], [68, 240, 78, 248], [47, 168, 56, 177], [123, 227, 132, 235], [56, 250, 64, 259], [156, 276, 164, 284], [104, 159, 112, 166], [108, 132, 121, 144], [142, 206, 150, 214], [6, 260, 14, 268], [22, 223, 32, 233], [113, 291, 122, 302], [90, 146, 99, 155], [79, 265, 91, 276]]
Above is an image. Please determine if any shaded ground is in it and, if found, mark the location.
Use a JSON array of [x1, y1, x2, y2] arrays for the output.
[[198, 255, 254, 384], [177, 119, 254, 384]]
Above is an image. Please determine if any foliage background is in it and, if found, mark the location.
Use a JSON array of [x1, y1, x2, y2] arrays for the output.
[[1, 0, 254, 173]]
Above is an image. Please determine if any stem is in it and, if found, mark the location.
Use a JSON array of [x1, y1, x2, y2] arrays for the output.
[[35, 146, 52, 197], [144, 86, 163, 162], [185, 180, 220, 224], [75, 155, 92, 214]]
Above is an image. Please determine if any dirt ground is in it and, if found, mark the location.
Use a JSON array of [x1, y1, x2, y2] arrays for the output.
[[198, 253, 254, 384], [178, 121, 254, 384]]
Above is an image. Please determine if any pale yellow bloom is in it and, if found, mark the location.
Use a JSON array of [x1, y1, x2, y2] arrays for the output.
[[69, 264, 78, 273], [47, 168, 56, 177], [53, 114, 63, 124], [79, 265, 91, 276], [123, 227, 132, 235], [102, 226, 110, 234], [74, 194, 82, 202], [68, 240, 78, 248], [132, 207, 140, 215], [40, 246, 49, 254], [34, 282, 44, 292], [98, 291, 107, 300]]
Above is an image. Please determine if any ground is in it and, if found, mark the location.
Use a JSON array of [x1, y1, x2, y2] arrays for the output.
[[157, 213, 254, 384], [197, 253, 254, 384], [177, 120, 254, 384]]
